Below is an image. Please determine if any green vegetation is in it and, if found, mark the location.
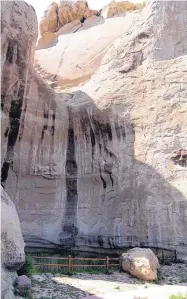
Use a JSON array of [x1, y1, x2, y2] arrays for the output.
[[26, 253, 118, 275], [26, 257, 35, 277], [169, 294, 187, 299], [114, 285, 120, 290]]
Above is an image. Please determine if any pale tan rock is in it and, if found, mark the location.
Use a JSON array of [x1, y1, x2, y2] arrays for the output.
[[55, 19, 82, 36], [101, 1, 139, 19], [83, 8, 98, 18], [39, 0, 99, 37], [35, 14, 137, 89], [36, 31, 58, 50], [40, 2, 58, 36], [58, 0, 88, 26], [121, 248, 159, 280]]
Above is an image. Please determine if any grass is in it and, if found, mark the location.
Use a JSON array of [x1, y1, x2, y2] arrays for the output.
[[169, 294, 187, 299], [26, 257, 35, 277], [26, 254, 119, 275]]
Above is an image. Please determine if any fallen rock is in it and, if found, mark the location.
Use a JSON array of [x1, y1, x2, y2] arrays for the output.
[[17, 275, 31, 289], [32, 274, 46, 282], [121, 248, 160, 281], [14, 275, 31, 297]]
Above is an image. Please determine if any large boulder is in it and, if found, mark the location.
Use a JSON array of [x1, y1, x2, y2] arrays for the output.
[[1, 186, 25, 298], [121, 248, 160, 281]]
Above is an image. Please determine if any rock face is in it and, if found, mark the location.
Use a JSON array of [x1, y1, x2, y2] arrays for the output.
[[35, 14, 138, 88], [101, 1, 143, 19], [1, 186, 25, 299], [1, 0, 187, 258], [121, 248, 159, 280], [37, 1, 143, 50], [39, 0, 98, 36]]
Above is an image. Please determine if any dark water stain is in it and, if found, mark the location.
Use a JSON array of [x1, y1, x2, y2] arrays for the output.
[[1, 82, 25, 186], [61, 107, 78, 248]]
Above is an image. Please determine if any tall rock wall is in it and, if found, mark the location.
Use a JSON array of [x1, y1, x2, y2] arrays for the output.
[[1, 1, 187, 256]]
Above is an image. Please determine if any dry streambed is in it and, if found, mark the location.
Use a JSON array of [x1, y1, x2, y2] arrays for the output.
[[29, 263, 187, 299]]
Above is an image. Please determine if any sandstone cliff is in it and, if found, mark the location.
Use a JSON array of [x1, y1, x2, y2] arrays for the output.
[[1, 0, 187, 257]]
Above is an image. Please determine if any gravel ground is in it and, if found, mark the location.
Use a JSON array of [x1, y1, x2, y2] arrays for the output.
[[27, 263, 187, 299]]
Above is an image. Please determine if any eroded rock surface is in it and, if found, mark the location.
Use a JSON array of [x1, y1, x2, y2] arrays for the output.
[[1, 186, 25, 299], [121, 248, 159, 281], [1, 0, 187, 257], [101, 0, 144, 19], [39, 0, 98, 36], [35, 14, 138, 88]]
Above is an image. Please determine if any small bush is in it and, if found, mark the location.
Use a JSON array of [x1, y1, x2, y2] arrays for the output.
[[26, 257, 34, 277], [169, 294, 187, 299]]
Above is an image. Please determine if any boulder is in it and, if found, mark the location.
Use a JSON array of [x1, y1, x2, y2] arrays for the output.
[[39, 0, 99, 36], [101, 1, 143, 19], [121, 248, 160, 281], [16, 275, 31, 289], [40, 2, 59, 36], [1, 187, 25, 270], [1, 185, 25, 297]]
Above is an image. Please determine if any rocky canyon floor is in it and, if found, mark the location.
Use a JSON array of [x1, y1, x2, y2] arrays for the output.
[[17, 263, 187, 299]]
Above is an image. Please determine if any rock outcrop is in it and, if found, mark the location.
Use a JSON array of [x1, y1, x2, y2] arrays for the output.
[[1, 0, 187, 258], [37, 1, 143, 50], [39, 1, 98, 36], [101, 1, 143, 19], [121, 248, 159, 280], [35, 13, 138, 88], [1, 187, 25, 299]]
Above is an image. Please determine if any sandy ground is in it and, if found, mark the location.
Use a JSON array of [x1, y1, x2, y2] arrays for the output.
[[29, 263, 187, 299]]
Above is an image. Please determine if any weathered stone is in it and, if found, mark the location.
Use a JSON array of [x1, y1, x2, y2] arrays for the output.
[[16, 275, 31, 289], [1, 0, 187, 259], [121, 248, 159, 281], [1, 187, 25, 270], [32, 274, 46, 282], [101, 1, 143, 19], [39, 0, 99, 36], [40, 2, 58, 36], [1, 185, 25, 298], [35, 14, 137, 89], [55, 19, 82, 36], [36, 31, 58, 50]]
